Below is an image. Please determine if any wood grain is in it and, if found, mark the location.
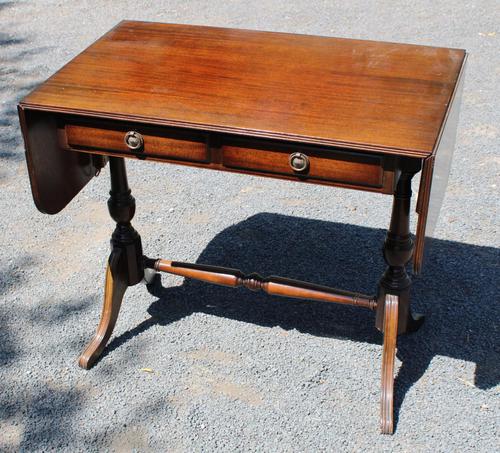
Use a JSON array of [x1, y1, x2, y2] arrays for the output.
[[56, 114, 396, 194], [18, 107, 98, 214], [222, 144, 385, 188], [20, 21, 465, 157], [151, 259, 377, 309], [65, 122, 209, 162], [413, 57, 467, 274], [78, 251, 128, 369], [380, 294, 399, 434], [17, 22, 466, 432]]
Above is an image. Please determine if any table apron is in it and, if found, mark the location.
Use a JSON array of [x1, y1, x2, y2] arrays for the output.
[[59, 116, 398, 194]]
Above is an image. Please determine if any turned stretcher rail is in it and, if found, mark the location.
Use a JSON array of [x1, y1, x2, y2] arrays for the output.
[[144, 257, 377, 310]]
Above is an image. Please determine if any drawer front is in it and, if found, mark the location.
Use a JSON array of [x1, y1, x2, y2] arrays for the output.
[[222, 143, 386, 188], [60, 118, 393, 193], [64, 122, 209, 163]]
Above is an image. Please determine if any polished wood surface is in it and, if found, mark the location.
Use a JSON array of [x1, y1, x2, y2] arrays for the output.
[[79, 157, 144, 369], [58, 116, 396, 194], [21, 21, 465, 157], [17, 22, 466, 434], [221, 142, 386, 189], [18, 20, 466, 269], [376, 162, 423, 336], [149, 258, 377, 310], [65, 122, 209, 163], [413, 59, 466, 274], [380, 294, 399, 434], [18, 108, 99, 214], [78, 250, 128, 369]]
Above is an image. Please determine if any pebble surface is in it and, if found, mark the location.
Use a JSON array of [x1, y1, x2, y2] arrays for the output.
[[0, 1, 498, 451]]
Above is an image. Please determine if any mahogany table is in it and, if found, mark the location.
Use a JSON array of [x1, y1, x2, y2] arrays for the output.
[[18, 21, 466, 434]]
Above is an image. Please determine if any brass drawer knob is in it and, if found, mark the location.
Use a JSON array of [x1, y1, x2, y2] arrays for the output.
[[289, 152, 309, 173], [124, 131, 144, 150]]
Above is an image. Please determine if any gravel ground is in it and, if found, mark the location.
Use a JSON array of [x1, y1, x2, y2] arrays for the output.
[[1, 1, 499, 451]]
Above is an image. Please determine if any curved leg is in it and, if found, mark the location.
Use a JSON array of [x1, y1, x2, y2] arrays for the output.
[[380, 294, 399, 434], [78, 250, 128, 369], [79, 157, 143, 369]]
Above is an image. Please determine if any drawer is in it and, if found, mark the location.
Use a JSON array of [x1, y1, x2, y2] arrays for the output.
[[63, 120, 209, 163], [222, 141, 389, 189]]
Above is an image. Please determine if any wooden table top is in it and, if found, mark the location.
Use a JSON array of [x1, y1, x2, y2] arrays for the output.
[[21, 21, 465, 157]]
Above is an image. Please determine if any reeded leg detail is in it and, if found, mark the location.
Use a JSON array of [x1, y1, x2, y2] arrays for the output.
[[376, 161, 423, 433], [380, 294, 399, 434], [78, 250, 128, 369]]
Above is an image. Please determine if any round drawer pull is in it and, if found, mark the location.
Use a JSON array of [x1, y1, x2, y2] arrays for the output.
[[289, 152, 309, 173], [124, 131, 144, 150]]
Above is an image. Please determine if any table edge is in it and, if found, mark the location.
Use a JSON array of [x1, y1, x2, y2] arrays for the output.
[[17, 102, 431, 159]]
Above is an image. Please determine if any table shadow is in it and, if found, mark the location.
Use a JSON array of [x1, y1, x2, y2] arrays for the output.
[[105, 212, 499, 429]]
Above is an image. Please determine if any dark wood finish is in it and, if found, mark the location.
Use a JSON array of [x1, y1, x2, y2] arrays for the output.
[[59, 119, 396, 194], [79, 157, 144, 369], [376, 162, 424, 336], [17, 21, 466, 433], [413, 58, 467, 274], [64, 121, 209, 163], [380, 294, 399, 434], [221, 142, 388, 189], [20, 21, 465, 157], [78, 249, 128, 369], [375, 172, 422, 431], [18, 107, 99, 214], [148, 258, 377, 310]]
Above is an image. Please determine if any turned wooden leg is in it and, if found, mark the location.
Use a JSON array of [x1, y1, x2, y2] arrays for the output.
[[380, 294, 399, 434], [375, 160, 424, 433], [376, 161, 424, 336], [78, 250, 128, 369], [78, 157, 144, 369]]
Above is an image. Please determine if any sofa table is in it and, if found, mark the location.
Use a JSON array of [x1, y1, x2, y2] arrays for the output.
[[18, 21, 466, 434]]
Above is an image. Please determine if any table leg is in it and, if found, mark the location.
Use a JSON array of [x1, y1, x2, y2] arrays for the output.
[[376, 164, 424, 336], [375, 162, 424, 433], [78, 250, 128, 369], [380, 293, 398, 434], [78, 157, 144, 369]]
